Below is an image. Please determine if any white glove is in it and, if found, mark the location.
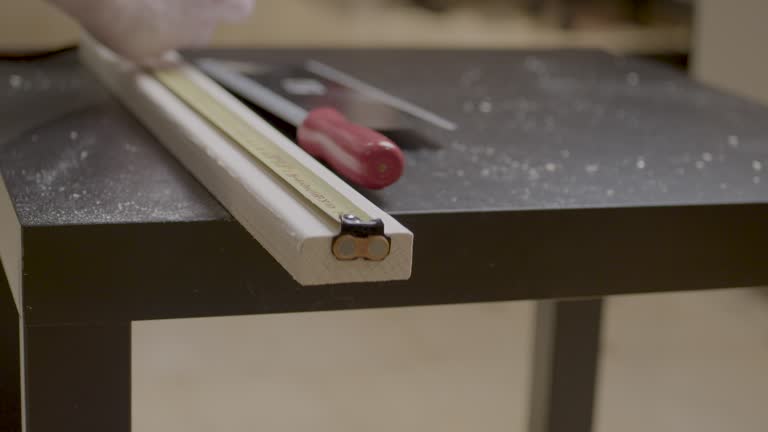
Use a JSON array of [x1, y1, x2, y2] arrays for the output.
[[49, 0, 255, 64]]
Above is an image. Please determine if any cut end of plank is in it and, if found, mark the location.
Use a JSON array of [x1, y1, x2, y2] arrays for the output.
[[296, 232, 413, 285]]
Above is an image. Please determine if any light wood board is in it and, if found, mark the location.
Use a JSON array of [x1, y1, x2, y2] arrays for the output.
[[79, 34, 413, 286]]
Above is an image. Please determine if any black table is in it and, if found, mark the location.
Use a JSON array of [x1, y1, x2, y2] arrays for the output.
[[1, 49, 767, 432]]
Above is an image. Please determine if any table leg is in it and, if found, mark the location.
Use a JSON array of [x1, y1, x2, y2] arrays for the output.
[[0, 265, 21, 432], [528, 299, 603, 432], [23, 322, 131, 432]]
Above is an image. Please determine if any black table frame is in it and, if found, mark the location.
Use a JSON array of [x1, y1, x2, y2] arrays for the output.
[[2, 267, 605, 432], [5, 202, 768, 432]]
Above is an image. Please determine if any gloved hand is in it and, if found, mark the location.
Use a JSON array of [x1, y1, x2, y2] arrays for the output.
[[48, 0, 255, 64]]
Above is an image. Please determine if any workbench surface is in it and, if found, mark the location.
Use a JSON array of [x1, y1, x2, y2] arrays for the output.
[[1, 49, 767, 325]]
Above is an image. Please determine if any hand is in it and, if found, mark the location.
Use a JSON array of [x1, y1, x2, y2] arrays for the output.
[[49, 0, 255, 64]]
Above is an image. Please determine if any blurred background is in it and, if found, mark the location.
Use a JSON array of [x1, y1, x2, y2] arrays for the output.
[[2, 1, 768, 432], [3, 0, 766, 102], [0, 0, 691, 51], [1, 0, 692, 53]]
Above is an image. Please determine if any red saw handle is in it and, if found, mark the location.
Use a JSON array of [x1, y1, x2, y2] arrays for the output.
[[297, 107, 405, 190]]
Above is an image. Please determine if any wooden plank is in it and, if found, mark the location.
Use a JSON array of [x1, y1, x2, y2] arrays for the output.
[[79, 34, 413, 286]]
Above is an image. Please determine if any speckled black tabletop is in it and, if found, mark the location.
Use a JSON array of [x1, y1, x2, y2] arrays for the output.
[[1, 49, 767, 325]]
